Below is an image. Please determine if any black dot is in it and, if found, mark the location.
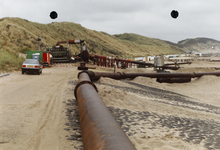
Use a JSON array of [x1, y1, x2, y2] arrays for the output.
[[50, 11, 58, 19], [171, 10, 179, 19]]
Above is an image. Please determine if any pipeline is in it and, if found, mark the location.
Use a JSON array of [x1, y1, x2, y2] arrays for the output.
[[89, 54, 190, 69], [161, 66, 180, 70], [164, 62, 192, 66], [180, 67, 220, 70], [0, 73, 10, 78], [74, 72, 136, 150], [156, 78, 191, 83], [130, 60, 153, 67], [81, 70, 220, 81], [85, 53, 154, 68], [209, 60, 220, 62], [94, 55, 153, 67], [78, 49, 193, 69]]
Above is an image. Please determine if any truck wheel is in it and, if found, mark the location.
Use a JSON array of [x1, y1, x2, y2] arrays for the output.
[[22, 70, 24, 74], [38, 71, 40, 75]]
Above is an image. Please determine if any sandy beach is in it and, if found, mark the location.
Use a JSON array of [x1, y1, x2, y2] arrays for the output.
[[1, 60, 220, 150]]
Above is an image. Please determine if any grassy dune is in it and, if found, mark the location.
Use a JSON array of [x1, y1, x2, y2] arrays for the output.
[[0, 48, 25, 72], [0, 17, 184, 56]]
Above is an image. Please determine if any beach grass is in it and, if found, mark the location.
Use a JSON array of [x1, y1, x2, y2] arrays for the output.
[[0, 48, 25, 72]]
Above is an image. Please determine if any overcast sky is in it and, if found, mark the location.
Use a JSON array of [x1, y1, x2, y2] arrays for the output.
[[1, 0, 220, 43]]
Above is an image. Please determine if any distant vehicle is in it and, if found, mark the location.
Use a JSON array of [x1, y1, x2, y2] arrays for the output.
[[21, 59, 42, 75]]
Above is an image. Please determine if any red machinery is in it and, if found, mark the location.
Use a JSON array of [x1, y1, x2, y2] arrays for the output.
[[55, 39, 84, 46], [42, 51, 51, 67], [90, 55, 133, 68]]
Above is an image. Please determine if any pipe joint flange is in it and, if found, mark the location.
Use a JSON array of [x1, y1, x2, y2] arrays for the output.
[[193, 72, 196, 78], [116, 72, 126, 79], [74, 80, 98, 99]]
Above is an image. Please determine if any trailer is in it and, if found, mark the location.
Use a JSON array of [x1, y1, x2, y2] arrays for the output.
[[26, 51, 43, 61]]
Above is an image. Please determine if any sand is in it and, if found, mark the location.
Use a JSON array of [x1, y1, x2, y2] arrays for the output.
[[1, 60, 220, 149], [0, 67, 79, 150]]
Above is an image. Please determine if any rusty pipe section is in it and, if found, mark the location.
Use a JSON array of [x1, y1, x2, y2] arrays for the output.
[[164, 62, 192, 66], [157, 78, 191, 83], [130, 60, 153, 67], [81, 70, 220, 81], [161, 66, 180, 70], [74, 72, 136, 150]]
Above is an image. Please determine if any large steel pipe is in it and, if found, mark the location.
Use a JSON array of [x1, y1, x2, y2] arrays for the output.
[[82, 70, 220, 81], [157, 78, 191, 83], [164, 62, 192, 66], [162, 66, 180, 70], [130, 60, 153, 67], [195, 72, 220, 77], [74, 72, 136, 150]]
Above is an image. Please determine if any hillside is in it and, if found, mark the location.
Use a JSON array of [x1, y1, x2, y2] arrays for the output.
[[177, 38, 220, 53], [114, 33, 185, 56], [2, 17, 220, 72], [0, 17, 184, 58]]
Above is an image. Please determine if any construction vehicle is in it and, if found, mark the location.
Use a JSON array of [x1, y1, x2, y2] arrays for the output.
[[46, 45, 72, 63], [46, 39, 84, 63]]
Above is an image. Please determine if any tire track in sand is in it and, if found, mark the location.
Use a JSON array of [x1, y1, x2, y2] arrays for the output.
[[24, 72, 75, 150]]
